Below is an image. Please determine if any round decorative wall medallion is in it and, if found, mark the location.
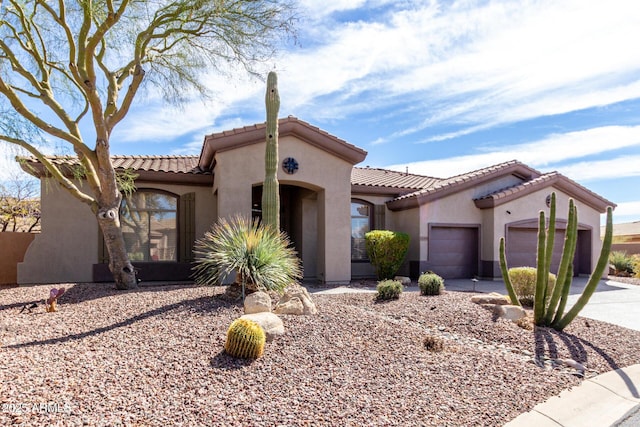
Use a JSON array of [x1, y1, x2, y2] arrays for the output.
[[545, 194, 552, 207], [282, 157, 299, 174]]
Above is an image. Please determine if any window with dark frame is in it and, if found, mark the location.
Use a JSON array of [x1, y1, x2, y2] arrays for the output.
[[351, 200, 372, 261], [120, 191, 178, 262]]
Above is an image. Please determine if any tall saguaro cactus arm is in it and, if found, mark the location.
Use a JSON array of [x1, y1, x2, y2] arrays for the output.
[[262, 71, 280, 230], [533, 211, 548, 324], [499, 237, 521, 307], [553, 206, 613, 330]]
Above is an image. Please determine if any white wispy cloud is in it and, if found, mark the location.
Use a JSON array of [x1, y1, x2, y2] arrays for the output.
[[615, 201, 640, 219], [385, 125, 640, 178], [280, 0, 640, 142]]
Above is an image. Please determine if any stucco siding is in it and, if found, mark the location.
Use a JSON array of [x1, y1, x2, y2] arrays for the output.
[[493, 187, 604, 277], [18, 179, 98, 284], [18, 180, 216, 284]]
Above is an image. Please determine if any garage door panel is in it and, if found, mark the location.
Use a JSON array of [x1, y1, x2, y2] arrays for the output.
[[428, 226, 478, 279], [507, 227, 588, 275]]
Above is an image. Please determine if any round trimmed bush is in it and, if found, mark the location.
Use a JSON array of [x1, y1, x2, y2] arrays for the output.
[[507, 266, 556, 307], [418, 272, 444, 296], [376, 279, 403, 301]]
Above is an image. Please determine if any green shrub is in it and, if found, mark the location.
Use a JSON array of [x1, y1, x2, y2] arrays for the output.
[[418, 272, 444, 295], [192, 215, 302, 295], [365, 230, 410, 280], [633, 255, 640, 279], [508, 267, 556, 307], [609, 251, 635, 276], [376, 279, 403, 301]]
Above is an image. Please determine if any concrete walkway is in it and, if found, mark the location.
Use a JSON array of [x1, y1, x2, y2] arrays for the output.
[[311, 277, 640, 427]]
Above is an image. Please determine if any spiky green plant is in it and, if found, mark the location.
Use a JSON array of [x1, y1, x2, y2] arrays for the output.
[[225, 318, 266, 359], [192, 215, 302, 298], [499, 192, 613, 331], [262, 71, 280, 230], [418, 272, 445, 296], [376, 279, 403, 301]]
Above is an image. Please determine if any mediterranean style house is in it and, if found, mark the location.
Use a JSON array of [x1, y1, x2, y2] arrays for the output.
[[17, 117, 615, 285]]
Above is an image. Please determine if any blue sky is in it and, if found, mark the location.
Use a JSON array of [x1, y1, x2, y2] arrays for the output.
[[2, 0, 639, 224]]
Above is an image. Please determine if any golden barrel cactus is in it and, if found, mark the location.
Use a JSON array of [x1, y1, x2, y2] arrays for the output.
[[224, 318, 266, 359]]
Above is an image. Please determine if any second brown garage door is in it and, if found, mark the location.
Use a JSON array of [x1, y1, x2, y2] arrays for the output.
[[428, 226, 479, 279], [506, 226, 592, 275]]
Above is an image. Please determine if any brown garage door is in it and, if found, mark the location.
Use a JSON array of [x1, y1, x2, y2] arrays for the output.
[[506, 227, 591, 275], [428, 226, 479, 279]]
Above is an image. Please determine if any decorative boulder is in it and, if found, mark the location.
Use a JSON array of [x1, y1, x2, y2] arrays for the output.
[[494, 304, 527, 322], [274, 297, 304, 315], [471, 292, 511, 305], [244, 291, 272, 314], [274, 284, 317, 315], [394, 276, 411, 286], [240, 312, 284, 341]]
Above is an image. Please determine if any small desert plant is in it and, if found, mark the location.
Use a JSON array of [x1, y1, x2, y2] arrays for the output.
[[225, 318, 266, 359], [45, 287, 65, 312], [365, 230, 410, 280], [609, 251, 635, 276], [423, 335, 444, 352], [418, 272, 445, 296], [508, 267, 556, 307], [376, 279, 403, 301], [633, 255, 640, 279], [192, 215, 302, 299]]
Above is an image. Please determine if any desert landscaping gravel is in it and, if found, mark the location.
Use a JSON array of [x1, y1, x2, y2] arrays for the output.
[[2, 282, 640, 426]]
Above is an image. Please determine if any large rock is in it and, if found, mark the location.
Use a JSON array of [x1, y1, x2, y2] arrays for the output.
[[240, 312, 284, 341], [471, 292, 511, 305], [494, 304, 527, 322], [244, 291, 272, 314], [274, 284, 317, 315], [394, 276, 411, 286], [274, 297, 305, 315]]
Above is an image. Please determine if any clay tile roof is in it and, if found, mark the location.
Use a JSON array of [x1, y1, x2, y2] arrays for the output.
[[110, 155, 205, 174], [390, 160, 538, 203], [21, 155, 206, 175], [474, 171, 616, 212], [351, 167, 441, 190]]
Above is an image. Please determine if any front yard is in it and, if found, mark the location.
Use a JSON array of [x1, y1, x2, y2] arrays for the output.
[[1, 282, 639, 426]]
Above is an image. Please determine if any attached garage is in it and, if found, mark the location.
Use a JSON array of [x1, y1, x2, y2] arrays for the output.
[[427, 225, 479, 279], [506, 221, 592, 276]]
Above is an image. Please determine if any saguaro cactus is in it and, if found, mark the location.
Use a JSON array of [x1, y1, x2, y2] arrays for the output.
[[262, 71, 280, 230], [499, 192, 613, 331]]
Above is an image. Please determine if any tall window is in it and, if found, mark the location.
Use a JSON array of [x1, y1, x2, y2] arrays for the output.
[[351, 200, 372, 261], [120, 191, 178, 262]]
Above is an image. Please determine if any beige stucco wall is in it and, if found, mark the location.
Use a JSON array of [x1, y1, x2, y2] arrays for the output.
[[491, 187, 603, 273], [213, 135, 354, 284], [0, 232, 36, 284], [18, 179, 216, 284], [18, 178, 99, 284], [399, 183, 604, 279]]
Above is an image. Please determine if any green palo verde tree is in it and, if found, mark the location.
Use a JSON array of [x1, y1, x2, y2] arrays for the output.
[[262, 71, 280, 230], [499, 192, 613, 331], [0, 0, 296, 289]]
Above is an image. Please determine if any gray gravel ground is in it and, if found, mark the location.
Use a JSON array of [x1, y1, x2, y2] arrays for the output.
[[2, 282, 640, 426]]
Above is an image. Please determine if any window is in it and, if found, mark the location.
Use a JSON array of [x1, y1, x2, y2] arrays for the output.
[[351, 200, 372, 261], [120, 191, 178, 262]]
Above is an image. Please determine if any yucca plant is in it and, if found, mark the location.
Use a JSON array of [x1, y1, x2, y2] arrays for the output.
[[192, 215, 302, 299]]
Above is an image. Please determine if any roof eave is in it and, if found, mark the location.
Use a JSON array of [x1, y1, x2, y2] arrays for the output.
[[474, 174, 616, 213], [200, 117, 367, 167]]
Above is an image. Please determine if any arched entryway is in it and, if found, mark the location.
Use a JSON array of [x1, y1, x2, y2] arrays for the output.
[[252, 183, 320, 281]]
